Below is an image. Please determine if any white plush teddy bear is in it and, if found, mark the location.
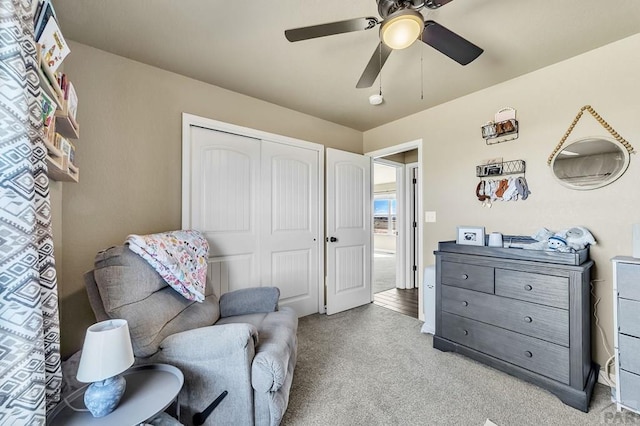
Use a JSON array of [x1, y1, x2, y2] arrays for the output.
[[557, 226, 597, 251], [517, 227, 596, 252]]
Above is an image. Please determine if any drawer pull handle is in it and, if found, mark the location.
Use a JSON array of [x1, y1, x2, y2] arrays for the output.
[[461, 274, 469, 280], [462, 301, 469, 307], [462, 329, 469, 336], [524, 316, 533, 323], [525, 351, 533, 358], [524, 284, 533, 291]]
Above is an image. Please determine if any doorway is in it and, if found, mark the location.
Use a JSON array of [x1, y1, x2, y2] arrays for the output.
[[367, 141, 422, 318]]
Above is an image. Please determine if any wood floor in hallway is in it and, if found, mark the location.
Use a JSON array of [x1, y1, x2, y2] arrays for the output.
[[373, 287, 418, 318]]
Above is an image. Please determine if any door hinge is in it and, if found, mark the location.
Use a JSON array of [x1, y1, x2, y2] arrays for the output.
[[413, 178, 417, 184], [412, 265, 417, 271], [413, 221, 417, 228]]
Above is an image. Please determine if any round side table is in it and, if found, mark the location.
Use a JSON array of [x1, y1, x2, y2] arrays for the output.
[[48, 363, 183, 426]]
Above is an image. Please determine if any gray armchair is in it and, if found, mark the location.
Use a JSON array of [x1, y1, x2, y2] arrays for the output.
[[83, 245, 298, 426]]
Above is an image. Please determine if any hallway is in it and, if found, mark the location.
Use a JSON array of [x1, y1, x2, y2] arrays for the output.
[[373, 251, 418, 318]]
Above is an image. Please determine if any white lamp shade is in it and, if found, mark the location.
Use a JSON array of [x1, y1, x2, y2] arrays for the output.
[[380, 10, 424, 50], [76, 319, 135, 383]]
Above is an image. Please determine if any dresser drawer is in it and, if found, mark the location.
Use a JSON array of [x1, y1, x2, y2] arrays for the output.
[[442, 285, 569, 346], [619, 298, 640, 338], [441, 312, 570, 384], [441, 261, 494, 294], [617, 262, 640, 301], [495, 269, 568, 310], [620, 369, 640, 411], [619, 334, 640, 375]]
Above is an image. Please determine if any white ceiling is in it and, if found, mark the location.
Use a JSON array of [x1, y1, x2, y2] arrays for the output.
[[54, 0, 640, 131]]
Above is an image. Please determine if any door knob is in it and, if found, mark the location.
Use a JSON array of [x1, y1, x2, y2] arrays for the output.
[[329, 236, 338, 242]]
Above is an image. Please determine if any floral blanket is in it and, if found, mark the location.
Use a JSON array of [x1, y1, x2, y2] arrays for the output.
[[125, 230, 208, 302]]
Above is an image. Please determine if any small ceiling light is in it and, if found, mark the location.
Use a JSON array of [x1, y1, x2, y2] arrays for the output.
[[369, 94, 384, 105], [380, 9, 424, 50]]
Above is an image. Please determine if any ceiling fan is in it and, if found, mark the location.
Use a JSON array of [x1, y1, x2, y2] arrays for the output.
[[285, 0, 483, 88]]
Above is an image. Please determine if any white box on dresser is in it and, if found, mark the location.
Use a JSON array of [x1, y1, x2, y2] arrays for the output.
[[612, 256, 640, 415]]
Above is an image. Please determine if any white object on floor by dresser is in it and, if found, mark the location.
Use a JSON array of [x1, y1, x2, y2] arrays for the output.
[[612, 256, 640, 415], [421, 266, 436, 334]]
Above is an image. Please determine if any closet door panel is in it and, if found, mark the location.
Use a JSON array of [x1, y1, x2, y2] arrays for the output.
[[190, 126, 260, 293], [261, 140, 319, 316]]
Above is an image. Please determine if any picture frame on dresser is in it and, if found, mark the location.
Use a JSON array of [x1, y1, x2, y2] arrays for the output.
[[456, 226, 485, 246]]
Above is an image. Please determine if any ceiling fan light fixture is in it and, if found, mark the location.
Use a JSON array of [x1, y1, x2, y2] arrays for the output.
[[380, 10, 424, 50]]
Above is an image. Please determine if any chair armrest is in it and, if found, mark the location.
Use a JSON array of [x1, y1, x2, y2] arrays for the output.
[[219, 287, 280, 318], [251, 308, 298, 393], [158, 323, 257, 360]]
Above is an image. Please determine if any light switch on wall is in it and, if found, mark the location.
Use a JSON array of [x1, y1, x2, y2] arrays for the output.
[[425, 211, 436, 222]]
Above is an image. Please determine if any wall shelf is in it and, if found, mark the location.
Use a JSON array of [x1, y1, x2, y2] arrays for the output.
[[481, 107, 519, 145], [43, 138, 79, 182], [37, 44, 80, 182], [476, 159, 526, 177]]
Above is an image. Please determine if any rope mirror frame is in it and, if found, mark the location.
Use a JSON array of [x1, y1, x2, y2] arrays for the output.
[[547, 105, 635, 166]]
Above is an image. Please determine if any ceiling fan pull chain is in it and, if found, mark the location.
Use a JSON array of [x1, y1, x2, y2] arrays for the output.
[[420, 47, 424, 100], [379, 43, 383, 96]]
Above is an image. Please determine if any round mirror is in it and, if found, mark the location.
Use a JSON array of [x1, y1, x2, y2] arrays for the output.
[[551, 136, 630, 190]]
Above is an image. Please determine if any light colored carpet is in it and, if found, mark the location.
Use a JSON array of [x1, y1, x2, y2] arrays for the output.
[[282, 303, 630, 426]]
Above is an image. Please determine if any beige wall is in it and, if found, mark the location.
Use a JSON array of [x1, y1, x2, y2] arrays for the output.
[[364, 33, 640, 368], [57, 41, 363, 357], [57, 34, 640, 367]]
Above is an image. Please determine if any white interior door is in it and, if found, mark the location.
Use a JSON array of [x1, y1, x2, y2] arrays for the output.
[[260, 140, 319, 315], [326, 148, 372, 315]]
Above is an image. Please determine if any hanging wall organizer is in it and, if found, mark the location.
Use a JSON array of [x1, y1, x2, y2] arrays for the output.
[[476, 159, 526, 177], [475, 159, 529, 206], [481, 107, 519, 145]]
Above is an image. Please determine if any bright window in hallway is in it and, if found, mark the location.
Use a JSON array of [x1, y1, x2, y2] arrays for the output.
[[374, 196, 396, 234]]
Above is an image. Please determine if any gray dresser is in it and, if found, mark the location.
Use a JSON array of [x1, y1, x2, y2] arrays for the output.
[[612, 256, 640, 415], [433, 241, 598, 412]]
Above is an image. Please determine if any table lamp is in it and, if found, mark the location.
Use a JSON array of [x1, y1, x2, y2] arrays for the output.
[[76, 319, 135, 417]]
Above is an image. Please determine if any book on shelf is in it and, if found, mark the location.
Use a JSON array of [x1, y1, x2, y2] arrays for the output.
[[68, 141, 76, 166], [44, 117, 56, 145], [65, 82, 78, 120], [41, 90, 57, 128], [34, 0, 57, 43], [33, 1, 43, 25], [41, 91, 57, 143], [59, 137, 72, 167], [37, 16, 69, 73]]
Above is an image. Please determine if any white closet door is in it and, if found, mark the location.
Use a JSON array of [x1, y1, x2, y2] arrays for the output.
[[260, 140, 319, 316], [189, 126, 260, 297], [185, 120, 322, 316]]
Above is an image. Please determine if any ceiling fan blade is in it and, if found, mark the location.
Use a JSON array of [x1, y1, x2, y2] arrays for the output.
[[424, 0, 454, 9], [421, 20, 483, 65], [285, 17, 379, 42], [356, 43, 393, 89]]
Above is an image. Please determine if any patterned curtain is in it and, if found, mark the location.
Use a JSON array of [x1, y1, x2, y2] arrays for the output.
[[0, 0, 62, 423]]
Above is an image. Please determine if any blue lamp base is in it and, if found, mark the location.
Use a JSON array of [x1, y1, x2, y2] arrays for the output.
[[84, 375, 127, 417]]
